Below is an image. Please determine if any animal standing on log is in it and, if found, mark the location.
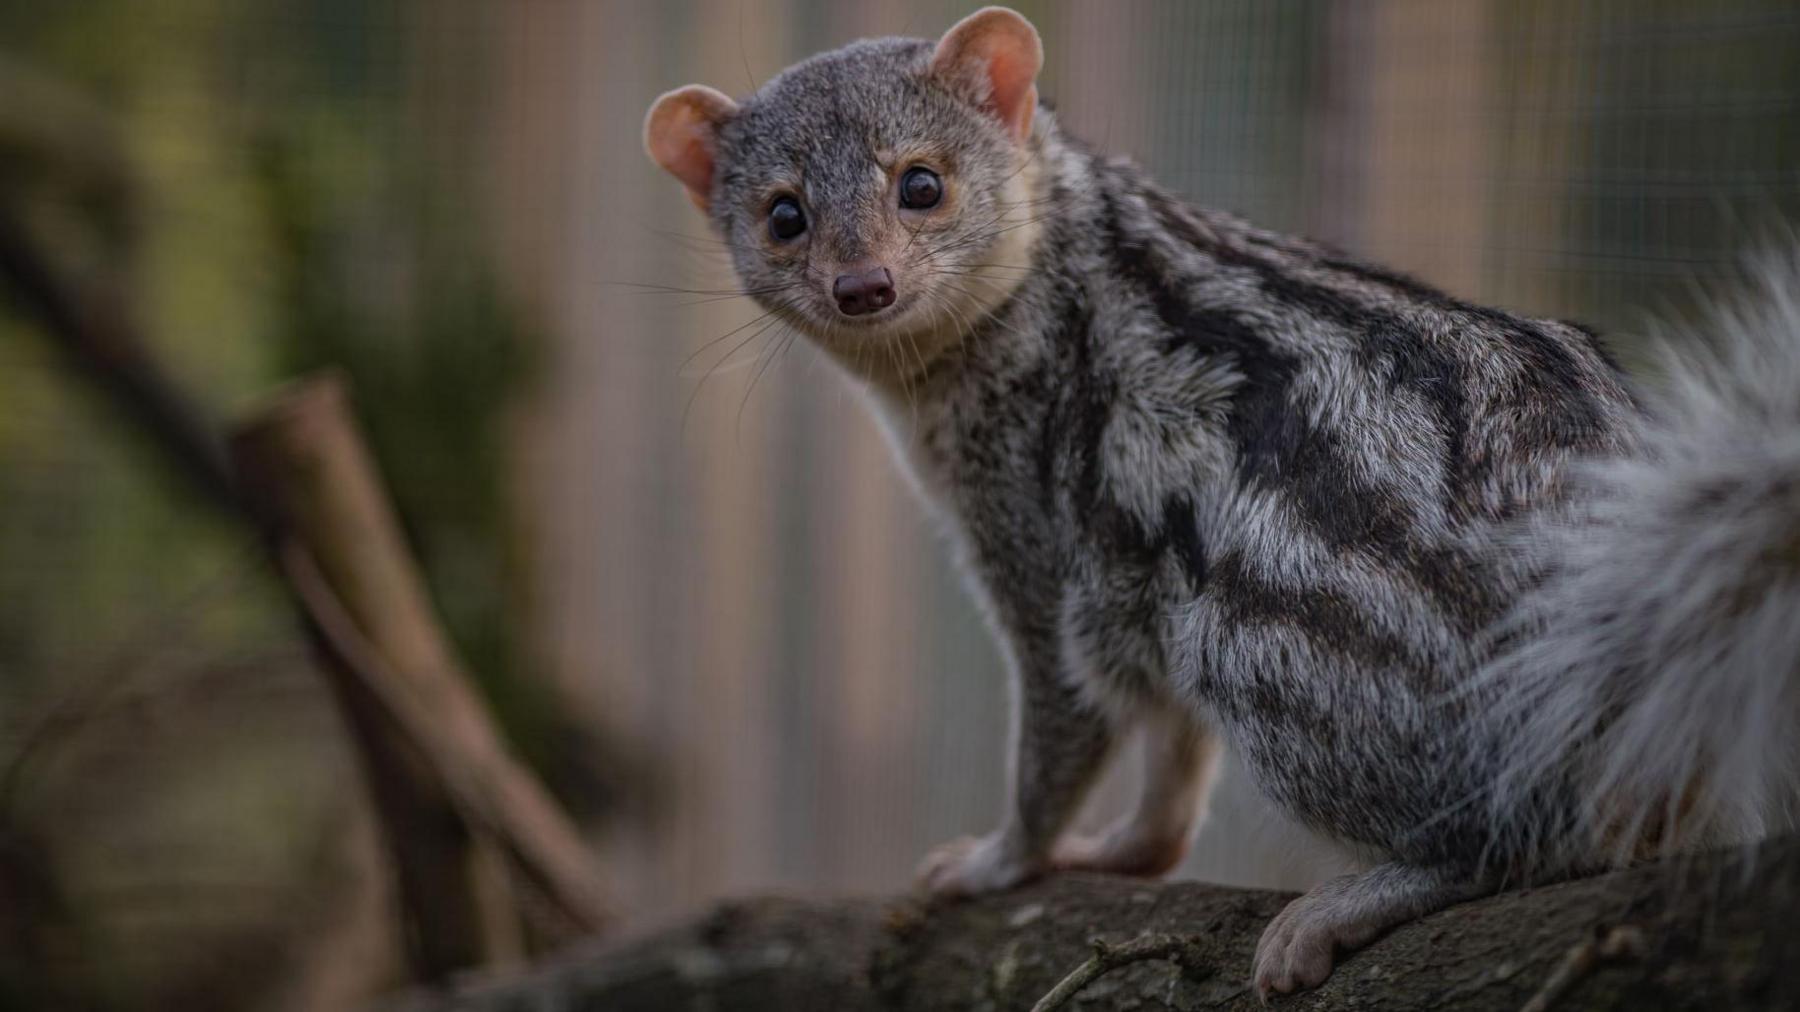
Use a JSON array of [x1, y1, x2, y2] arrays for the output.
[[643, 7, 1800, 996]]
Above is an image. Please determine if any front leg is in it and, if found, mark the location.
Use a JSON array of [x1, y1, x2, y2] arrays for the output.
[[1254, 861, 1486, 998], [918, 649, 1117, 898]]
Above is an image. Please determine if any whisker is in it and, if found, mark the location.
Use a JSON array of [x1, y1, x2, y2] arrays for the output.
[[678, 305, 784, 374], [605, 280, 801, 298], [667, 288, 802, 309], [925, 266, 1042, 281], [681, 309, 788, 437], [642, 225, 762, 253], [736, 323, 803, 441]]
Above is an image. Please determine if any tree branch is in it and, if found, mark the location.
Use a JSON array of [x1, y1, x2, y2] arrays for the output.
[[234, 378, 611, 940], [398, 832, 1800, 1011], [1030, 933, 1219, 1012], [1, 147, 609, 979]]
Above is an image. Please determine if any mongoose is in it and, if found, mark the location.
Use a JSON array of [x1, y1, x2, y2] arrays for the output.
[[644, 7, 1800, 996]]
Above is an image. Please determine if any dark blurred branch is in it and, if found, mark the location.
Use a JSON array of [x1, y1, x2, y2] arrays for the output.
[[400, 833, 1800, 1011], [0, 821, 80, 1009], [0, 57, 137, 249], [0, 145, 607, 979], [234, 378, 610, 941], [0, 202, 234, 509]]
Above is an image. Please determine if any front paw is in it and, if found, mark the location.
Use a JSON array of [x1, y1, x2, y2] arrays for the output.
[[1253, 863, 1476, 1000], [1254, 878, 1357, 999], [915, 833, 1042, 900]]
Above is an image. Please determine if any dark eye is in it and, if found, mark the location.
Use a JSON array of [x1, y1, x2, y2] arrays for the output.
[[769, 197, 806, 241], [899, 166, 942, 210]]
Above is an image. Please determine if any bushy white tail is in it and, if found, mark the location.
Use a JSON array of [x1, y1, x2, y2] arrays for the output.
[[1479, 251, 1800, 874]]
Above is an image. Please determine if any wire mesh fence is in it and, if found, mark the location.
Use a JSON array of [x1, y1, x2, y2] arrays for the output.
[[2, 1, 1798, 1006]]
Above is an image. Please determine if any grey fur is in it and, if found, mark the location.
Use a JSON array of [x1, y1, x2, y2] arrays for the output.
[[650, 19, 1800, 995]]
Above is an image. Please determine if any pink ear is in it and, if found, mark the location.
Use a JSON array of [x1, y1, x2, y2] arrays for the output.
[[930, 7, 1043, 142], [643, 85, 739, 210]]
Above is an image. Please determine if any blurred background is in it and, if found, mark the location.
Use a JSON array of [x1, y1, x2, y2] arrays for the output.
[[1, 1, 1797, 1008]]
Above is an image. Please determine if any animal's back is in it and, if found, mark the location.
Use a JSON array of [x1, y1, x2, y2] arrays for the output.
[[1087, 172, 1644, 862]]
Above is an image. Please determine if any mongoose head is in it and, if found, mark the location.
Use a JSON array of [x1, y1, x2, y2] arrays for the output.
[[644, 7, 1046, 386]]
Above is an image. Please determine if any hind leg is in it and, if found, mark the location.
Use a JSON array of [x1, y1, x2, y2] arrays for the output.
[[1254, 861, 1484, 998], [1052, 707, 1219, 876]]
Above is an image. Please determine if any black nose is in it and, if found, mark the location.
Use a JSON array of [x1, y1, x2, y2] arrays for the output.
[[833, 266, 896, 316]]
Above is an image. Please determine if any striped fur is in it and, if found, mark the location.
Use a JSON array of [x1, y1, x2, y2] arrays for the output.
[[891, 133, 1642, 874], [646, 16, 1800, 994]]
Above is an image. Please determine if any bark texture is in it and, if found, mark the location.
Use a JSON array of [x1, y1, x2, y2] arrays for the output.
[[400, 833, 1799, 1011]]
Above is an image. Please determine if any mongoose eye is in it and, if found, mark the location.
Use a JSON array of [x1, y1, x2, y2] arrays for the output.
[[769, 197, 807, 241], [899, 167, 942, 210]]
